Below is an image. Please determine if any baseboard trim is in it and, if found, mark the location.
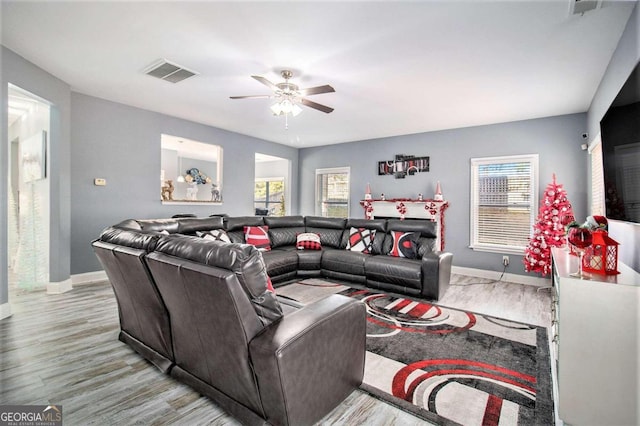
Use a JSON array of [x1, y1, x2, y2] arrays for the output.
[[67, 268, 548, 288], [71, 270, 108, 286], [452, 266, 550, 287], [0, 302, 12, 320], [47, 279, 73, 294]]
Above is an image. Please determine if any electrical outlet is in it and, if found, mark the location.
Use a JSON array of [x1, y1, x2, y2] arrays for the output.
[[502, 256, 510, 267]]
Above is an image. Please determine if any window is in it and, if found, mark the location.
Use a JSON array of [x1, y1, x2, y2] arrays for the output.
[[160, 134, 223, 203], [470, 154, 538, 254], [316, 167, 350, 218], [254, 178, 285, 216], [589, 137, 605, 216]]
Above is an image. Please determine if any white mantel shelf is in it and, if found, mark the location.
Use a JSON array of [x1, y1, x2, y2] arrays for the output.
[[360, 199, 449, 251]]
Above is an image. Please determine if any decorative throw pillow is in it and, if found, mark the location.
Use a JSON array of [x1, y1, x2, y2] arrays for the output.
[[266, 276, 276, 294], [244, 225, 271, 251], [296, 232, 322, 250], [388, 231, 420, 259], [197, 229, 231, 243], [346, 227, 376, 254]]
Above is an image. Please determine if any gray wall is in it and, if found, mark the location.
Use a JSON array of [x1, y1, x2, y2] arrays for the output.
[[587, 1, 640, 272], [70, 93, 299, 275], [1, 46, 72, 307], [299, 114, 589, 276]]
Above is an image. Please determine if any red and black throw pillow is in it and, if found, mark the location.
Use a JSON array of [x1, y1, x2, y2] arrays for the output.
[[197, 229, 231, 243], [266, 276, 276, 294], [388, 231, 420, 259], [346, 227, 376, 254], [244, 225, 271, 251], [296, 232, 322, 250]]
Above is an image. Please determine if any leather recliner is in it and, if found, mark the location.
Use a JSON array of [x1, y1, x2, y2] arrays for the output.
[[93, 231, 366, 426]]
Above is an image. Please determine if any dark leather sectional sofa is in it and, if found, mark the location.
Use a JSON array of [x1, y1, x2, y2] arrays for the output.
[[92, 214, 453, 425], [227, 215, 452, 300]]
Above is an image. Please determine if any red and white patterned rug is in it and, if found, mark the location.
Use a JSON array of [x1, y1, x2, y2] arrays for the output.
[[339, 288, 554, 426]]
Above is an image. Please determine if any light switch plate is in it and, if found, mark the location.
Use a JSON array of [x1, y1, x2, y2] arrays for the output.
[[94, 178, 106, 186]]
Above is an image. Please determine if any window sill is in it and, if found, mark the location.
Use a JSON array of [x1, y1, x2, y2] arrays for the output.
[[469, 245, 525, 255], [162, 200, 223, 206]]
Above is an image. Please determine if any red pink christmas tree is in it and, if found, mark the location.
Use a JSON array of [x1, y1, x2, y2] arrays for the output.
[[524, 174, 574, 276]]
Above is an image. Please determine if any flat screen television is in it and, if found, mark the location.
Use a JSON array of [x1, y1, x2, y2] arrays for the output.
[[599, 61, 640, 224]]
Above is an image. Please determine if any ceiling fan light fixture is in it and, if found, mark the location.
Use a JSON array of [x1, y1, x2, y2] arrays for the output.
[[270, 99, 303, 117], [232, 69, 334, 127], [270, 102, 283, 115]]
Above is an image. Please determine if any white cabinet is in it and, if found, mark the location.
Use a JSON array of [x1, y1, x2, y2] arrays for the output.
[[551, 247, 640, 425]]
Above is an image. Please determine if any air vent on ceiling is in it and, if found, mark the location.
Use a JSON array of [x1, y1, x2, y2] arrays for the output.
[[144, 59, 198, 83], [569, 0, 602, 16]]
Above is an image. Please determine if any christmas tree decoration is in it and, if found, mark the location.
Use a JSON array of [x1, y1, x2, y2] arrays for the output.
[[523, 174, 574, 276]]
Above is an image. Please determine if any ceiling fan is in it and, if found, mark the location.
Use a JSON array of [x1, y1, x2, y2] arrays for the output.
[[230, 70, 335, 117]]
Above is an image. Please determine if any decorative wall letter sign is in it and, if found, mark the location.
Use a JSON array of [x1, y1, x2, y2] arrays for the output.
[[378, 154, 429, 178]]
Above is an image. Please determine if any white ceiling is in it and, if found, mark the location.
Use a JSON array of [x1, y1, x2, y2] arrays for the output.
[[1, 1, 636, 148]]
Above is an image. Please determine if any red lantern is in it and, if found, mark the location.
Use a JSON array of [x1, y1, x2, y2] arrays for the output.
[[582, 230, 620, 275]]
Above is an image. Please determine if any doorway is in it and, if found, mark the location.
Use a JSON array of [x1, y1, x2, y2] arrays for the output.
[[7, 84, 51, 292]]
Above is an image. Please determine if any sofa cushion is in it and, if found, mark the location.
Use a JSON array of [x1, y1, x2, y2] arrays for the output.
[[268, 227, 305, 248], [322, 249, 368, 276], [296, 233, 322, 250], [264, 216, 305, 228], [197, 229, 231, 243], [224, 216, 265, 243], [99, 227, 161, 251], [297, 249, 323, 271], [244, 226, 271, 251], [345, 227, 376, 254], [262, 250, 299, 278], [264, 216, 305, 248], [177, 216, 224, 235], [365, 255, 422, 290], [134, 218, 180, 233], [226, 216, 265, 231], [387, 231, 420, 259], [304, 216, 346, 249]]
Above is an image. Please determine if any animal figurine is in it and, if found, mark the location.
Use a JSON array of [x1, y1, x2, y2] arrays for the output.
[[161, 179, 174, 201], [211, 183, 221, 202]]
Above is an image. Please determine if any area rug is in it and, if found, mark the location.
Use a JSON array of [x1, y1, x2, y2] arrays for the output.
[[339, 287, 554, 426]]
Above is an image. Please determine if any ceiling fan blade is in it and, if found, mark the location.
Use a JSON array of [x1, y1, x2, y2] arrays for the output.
[[251, 75, 279, 91], [301, 98, 334, 114], [299, 85, 335, 96], [230, 95, 273, 100]]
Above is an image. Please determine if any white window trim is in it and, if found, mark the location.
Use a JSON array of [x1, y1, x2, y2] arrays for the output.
[[255, 176, 285, 183], [315, 166, 350, 217], [469, 154, 539, 255]]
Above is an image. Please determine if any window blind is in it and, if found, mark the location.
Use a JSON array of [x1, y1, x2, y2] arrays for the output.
[[589, 139, 605, 216], [470, 155, 538, 253]]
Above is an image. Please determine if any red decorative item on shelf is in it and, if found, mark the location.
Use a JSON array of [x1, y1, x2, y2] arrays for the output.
[[582, 230, 620, 275]]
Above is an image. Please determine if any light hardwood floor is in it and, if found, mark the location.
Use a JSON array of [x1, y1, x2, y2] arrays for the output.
[[0, 275, 551, 425]]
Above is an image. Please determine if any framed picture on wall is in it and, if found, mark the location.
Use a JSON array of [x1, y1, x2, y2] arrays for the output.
[[21, 130, 47, 183]]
